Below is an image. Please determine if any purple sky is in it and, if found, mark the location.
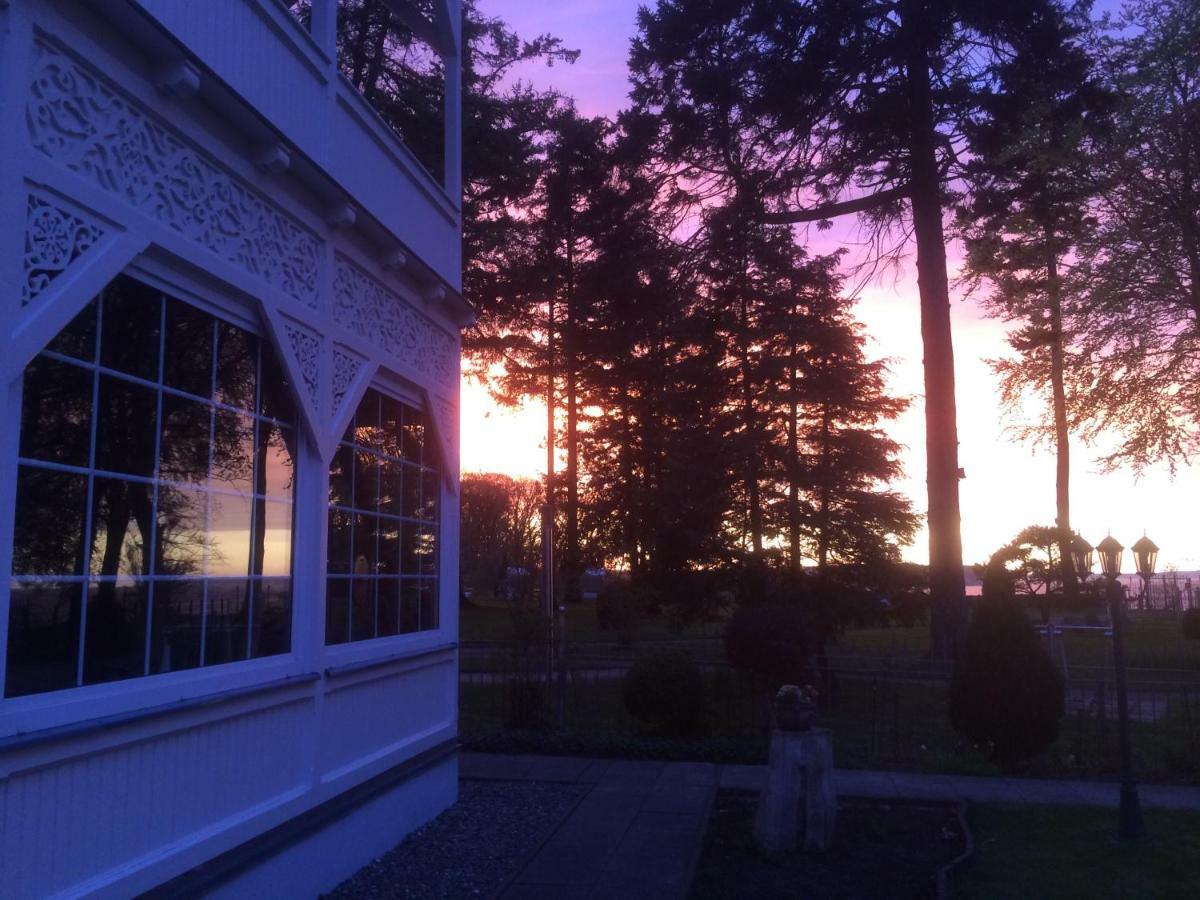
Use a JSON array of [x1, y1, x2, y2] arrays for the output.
[[464, 0, 1198, 571]]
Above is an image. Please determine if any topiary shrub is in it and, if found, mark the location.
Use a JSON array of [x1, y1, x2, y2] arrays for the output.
[[1182, 608, 1200, 641], [621, 651, 704, 736], [949, 587, 1065, 765], [723, 602, 814, 690], [596, 582, 651, 646]]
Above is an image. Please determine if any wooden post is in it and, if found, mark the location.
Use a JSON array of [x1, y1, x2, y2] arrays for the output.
[[754, 728, 837, 853]]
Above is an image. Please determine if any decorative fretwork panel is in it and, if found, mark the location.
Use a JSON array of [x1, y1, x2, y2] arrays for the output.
[[23, 195, 106, 306], [27, 37, 322, 309], [282, 318, 322, 412], [332, 255, 456, 389], [331, 344, 367, 421]]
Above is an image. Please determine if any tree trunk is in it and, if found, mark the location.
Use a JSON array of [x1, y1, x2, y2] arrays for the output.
[[1045, 231, 1078, 602], [739, 293, 763, 555], [787, 332, 802, 575], [563, 230, 581, 603], [903, 23, 966, 658], [816, 406, 831, 576]]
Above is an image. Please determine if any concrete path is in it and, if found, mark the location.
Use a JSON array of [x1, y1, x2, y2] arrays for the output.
[[460, 755, 716, 900], [463, 751, 1200, 811], [462, 752, 1200, 900]]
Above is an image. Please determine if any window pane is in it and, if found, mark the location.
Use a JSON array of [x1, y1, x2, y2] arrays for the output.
[[353, 390, 382, 449], [149, 579, 204, 674], [215, 320, 257, 412], [402, 407, 423, 462], [89, 478, 152, 577], [209, 492, 252, 575], [12, 467, 87, 576], [419, 579, 438, 631], [377, 578, 400, 637], [252, 577, 291, 657], [379, 394, 403, 457], [400, 578, 420, 633], [379, 456, 402, 517], [353, 514, 378, 575], [325, 578, 350, 645], [402, 461, 421, 518], [377, 519, 400, 575], [212, 410, 254, 493], [47, 300, 97, 361], [255, 500, 293, 577], [350, 578, 376, 641], [400, 522, 420, 575], [260, 421, 295, 499], [20, 356, 93, 467], [421, 468, 440, 521], [329, 444, 354, 507], [417, 527, 437, 577], [354, 449, 379, 511], [83, 578, 148, 685], [5, 581, 82, 697], [155, 485, 207, 576], [204, 579, 249, 666], [163, 301, 214, 398], [95, 375, 158, 477], [259, 344, 295, 425], [159, 393, 211, 485], [327, 508, 353, 576], [100, 278, 161, 380]]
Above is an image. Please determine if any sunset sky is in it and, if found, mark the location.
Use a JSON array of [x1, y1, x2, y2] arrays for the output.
[[461, 0, 1200, 572]]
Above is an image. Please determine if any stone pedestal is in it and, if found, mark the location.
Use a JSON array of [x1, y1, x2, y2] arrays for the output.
[[753, 727, 836, 853]]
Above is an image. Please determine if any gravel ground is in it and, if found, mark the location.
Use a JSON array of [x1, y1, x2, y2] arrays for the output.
[[323, 779, 587, 900]]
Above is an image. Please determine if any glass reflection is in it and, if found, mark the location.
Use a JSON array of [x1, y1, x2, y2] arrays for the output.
[[350, 578, 376, 641], [326, 579, 350, 645], [20, 356, 93, 467], [212, 410, 254, 493], [419, 580, 438, 631], [159, 393, 211, 485], [379, 456, 402, 517], [215, 320, 257, 412], [163, 302, 215, 398], [204, 579, 250, 665], [421, 468, 440, 521], [402, 461, 421, 518], [402, 408, 423, 462], [400, 578, 421, 633], [259, 347, 296, 425], [100, 279, 161, 380], [89, 478, 152, 577], [155, 485, 207, 576], [379, 394, 403, 458], [150, 580, 204, 673], [354, 448, 379, 510], [354, 390, 382, 449], [5, 581, 82, 696], [329, 444, 354, 507], [400, 522, 420, 576], [417, 527, 437, 577], [377, 578, 400, 637], [95, 375, 158, 477], [255, 500, 293, 577], [259, 421, 295, 498], [83, 577, 148, 685], [377, 520, 400, 575], [47, 300, 97, 361], [252, 578, 291, 657], [209, 492, 253, 576], [327, 509, 352, 576], [353, 514, 378, 574], [12, 467, 87, 576]]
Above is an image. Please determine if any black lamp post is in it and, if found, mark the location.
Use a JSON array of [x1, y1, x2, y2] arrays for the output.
[[1070, 533, 1094, 583], [1092, 534, 1146, 841], [1131, 535, 1159, 608]]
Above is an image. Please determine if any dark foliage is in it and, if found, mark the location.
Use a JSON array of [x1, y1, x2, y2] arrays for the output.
[[724, 601, 815, 690], [950, 582, 1065, 765], [621, 651, 704, 736], [1182, 609, 1200, 641]]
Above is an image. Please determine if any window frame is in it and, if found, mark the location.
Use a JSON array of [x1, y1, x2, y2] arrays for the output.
[[319, 373, 450, 671], [0, 263, 315, 738]]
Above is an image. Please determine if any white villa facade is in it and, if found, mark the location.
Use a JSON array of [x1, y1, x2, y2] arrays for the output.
[[0, 1, 469, 896]]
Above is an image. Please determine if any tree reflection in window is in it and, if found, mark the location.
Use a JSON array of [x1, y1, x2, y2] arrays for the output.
[[326, 387, 439, 645], [5, 275, 297, 697]]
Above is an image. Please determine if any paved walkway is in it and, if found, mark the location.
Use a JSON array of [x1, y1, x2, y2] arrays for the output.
[[462, 752, 1200, 899]]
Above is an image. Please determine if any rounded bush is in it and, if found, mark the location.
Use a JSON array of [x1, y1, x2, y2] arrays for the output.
[[621, 651, 704, 736], [1182, 608, 1200, 641], [949, 590, 1065, 765]]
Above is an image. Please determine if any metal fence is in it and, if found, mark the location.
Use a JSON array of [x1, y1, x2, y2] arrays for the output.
[[459, 641, 1200, 780]]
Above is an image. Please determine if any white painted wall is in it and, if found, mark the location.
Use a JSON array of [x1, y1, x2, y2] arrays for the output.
[[0, 1, 464, 896]]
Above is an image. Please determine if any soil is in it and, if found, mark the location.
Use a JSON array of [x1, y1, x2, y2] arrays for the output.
[[689, 791, 967, 900]]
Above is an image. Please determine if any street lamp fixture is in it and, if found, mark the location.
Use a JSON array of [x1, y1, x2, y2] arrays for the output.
[[1070, 533, 1094, 582], [1082, 532, 1146, 842], [1131, 535, 1159, 581], [1096, 534, 1124, 580]]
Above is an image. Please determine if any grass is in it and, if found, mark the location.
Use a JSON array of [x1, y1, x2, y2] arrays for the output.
[[459, 598, 726, 645], [954, 804, 1200, 899]]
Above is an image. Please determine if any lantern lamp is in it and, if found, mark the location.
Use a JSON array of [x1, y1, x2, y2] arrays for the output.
[[1096, 534, 1124, 580], [1131, 535, 1159, 581], [1071, 533, 1094, 582]]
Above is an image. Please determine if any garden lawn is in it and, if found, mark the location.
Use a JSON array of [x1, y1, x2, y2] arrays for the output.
[[955, 803, 1200, 899], [459, 598, 726, 644]]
